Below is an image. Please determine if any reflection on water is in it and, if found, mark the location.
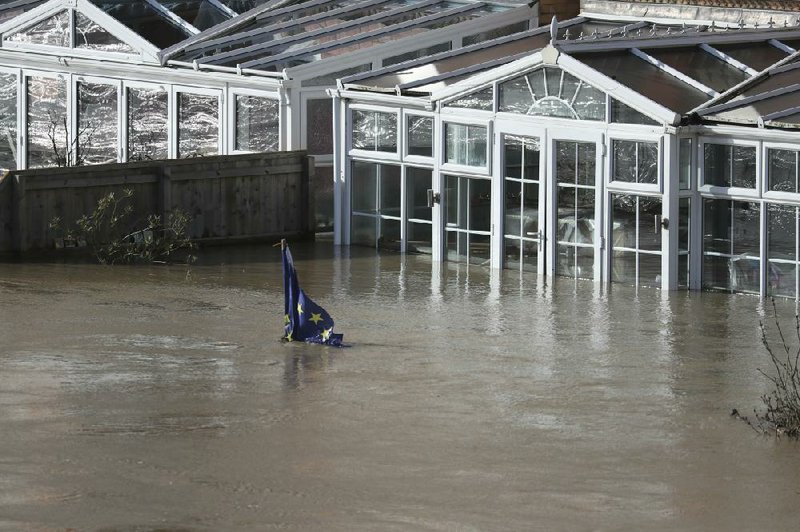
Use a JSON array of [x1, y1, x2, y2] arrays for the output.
[[1, 242, 800, 530]]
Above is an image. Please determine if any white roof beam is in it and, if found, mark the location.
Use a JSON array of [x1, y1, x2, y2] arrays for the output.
[[630, 47, 718, 97], [763, 106, 800, 122], [208, 0, 237, 18], [769, 38, 796, 53], [697, 83, 800, 116], [699, 43, 758, 77], [145, 0, 200, 35]]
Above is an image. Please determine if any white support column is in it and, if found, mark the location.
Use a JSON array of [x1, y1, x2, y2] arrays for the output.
[[17, 70, 25, 170], [68, 73, 77, 166], [661, 133, 679, 291], [689, 138, 703, 290], [332, 92, 343, 246], [544, 131, 557, 277], [490, 122, 503, 270], [432, 108, 443, 263], [289, 86, 302, 151]]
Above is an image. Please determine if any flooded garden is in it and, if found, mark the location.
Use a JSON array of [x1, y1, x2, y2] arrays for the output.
[[1, 241, 800, 530]]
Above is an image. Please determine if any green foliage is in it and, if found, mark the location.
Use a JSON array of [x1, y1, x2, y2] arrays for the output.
[[49, 188, 195, 265], [736, 300, 800, 438]]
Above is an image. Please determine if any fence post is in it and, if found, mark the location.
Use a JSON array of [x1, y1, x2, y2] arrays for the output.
[[159, 165, 172, 225]]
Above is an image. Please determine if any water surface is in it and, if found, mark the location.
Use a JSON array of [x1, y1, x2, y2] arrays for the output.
[[1, 242, 799, 530]]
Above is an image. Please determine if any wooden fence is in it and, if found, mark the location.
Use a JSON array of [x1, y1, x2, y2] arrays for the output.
[[0, 151, 314, 253]]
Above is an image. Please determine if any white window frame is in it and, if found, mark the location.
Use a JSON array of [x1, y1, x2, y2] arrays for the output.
[[23, 69, 72, 169], [677, 136, 695, 192], [173, 85, 224, 159], [440, 118, 492, 177], [698, 136, 761, 199], [347, 103, 401, 162], [122, 79, 171, 162], [763, 140, 800, 203], [74, 73, 123, 164], [402, 109, 435, 164], [0, 66, 22, 171], [606, 131, 663, 194], [228, 87, 281, 155]]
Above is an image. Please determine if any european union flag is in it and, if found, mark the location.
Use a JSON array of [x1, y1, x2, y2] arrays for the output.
[[281, 240, 344, 346]]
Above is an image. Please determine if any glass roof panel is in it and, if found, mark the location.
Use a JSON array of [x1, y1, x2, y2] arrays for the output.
[[346, 32, 546, 91], [89, 0, 192, 48], [773, 38, 800, 52], [713, 42, 790, 71], [221, 2, 488, 67], [159, 1, 232, 31], [6, 10, 70, 47], [185, 0, 422, 60], [0, 0, 48, 23], [218, 0, 272, 14], [642, 46, 749, 93], [75, 12, 136, 53], [740, 66, 800, 98], [576, 50, 709, 114], [709, 90, 800, 123]]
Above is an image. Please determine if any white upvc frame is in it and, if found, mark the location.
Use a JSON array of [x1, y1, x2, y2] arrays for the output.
[[545, 125, 605, 282], [402, 109, 435, 165], [605, 130, 663, 194], [697, 135, 761, 199], [22, 68, 72, 169], [346, 102, 401, 163], [121, 79, 171, 162], [491, 117, 547, 272], [227, 87, 281, 154], [439, 116, 492, 177], [402, 162, 435, 255], [0, 65, 23, 172], [1, 1, 160, 63], [762, 140, 800, 204], [172, 84, 224, 159], [73, 72, 123, 164]]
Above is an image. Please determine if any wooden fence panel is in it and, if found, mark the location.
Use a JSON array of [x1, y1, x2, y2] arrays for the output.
[[0, 151, 313, 253]]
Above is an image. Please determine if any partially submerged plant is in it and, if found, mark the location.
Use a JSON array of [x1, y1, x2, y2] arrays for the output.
[[49, 188, 195, 265], [735, 299, 800, 437]]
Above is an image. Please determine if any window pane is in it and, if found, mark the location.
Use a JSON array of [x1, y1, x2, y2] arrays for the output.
[[7, 11, 69, 47], [732, 145, 756, 189], [128, 86, 168, 161], [703, 143, 731, 187], [178, 92, 218, 158], [679, 138, 692, 189], [27, 76, 67, 168], [406, 167, 432, 221], [235, 95, 278, 152], [314, 165, 334, 232], [0, 72, 17, 171], [380, 164, 401, 216], [638, 141, 658, 184], [445, 87, 493, 111], [407, 115, 432, 157], [768, 149, 796, 193], [499, 67, 606, 121], [351, 214, 376, 247], [445, 123, 487, 167], [469, 178, 491, 233], [638, 196, 662, 251], [75, 12, 135, 53], [612, 140, 636, 182], [307, 99, 333, 155], [769, 204, 796, 261], [351, 161, 377, 213], [611, 98, 658, 125], [351, 109, 396, 153], [77, 81, 118, 165]]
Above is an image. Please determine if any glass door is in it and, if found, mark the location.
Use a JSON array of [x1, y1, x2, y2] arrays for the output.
[[553, 139, 601, 280], [444, 174, 491, 264], [502, 134, 544, 273]]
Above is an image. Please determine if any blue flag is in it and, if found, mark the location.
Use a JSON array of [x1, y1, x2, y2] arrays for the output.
[[281, 240, 344, 346]]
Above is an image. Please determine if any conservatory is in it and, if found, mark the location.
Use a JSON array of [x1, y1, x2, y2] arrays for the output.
[[330, 14, 800, 298], [0, 0, 538, 228]]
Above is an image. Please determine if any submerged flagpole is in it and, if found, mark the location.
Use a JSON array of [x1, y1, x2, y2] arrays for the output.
[[281, 239, 344, 346]]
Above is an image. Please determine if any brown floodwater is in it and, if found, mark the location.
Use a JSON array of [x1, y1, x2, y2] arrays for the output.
[[1, 241, 799, 530]]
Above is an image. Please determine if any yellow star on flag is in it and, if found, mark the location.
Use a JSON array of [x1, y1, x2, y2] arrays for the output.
[[297, 302, 303, 314], [309, 312, 323, 325], [285, 331, 293, 342], [284, 314, 290, 324], [321, 328, 332, 341]]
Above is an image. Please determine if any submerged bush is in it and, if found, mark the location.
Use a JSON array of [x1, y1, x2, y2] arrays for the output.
[[735, 300, 800, 437], [49, 188, 195, 265]]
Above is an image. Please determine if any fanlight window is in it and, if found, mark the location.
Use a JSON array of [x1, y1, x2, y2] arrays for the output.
[[6, 10, 135, 54], [499, 67, 606, 121]]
